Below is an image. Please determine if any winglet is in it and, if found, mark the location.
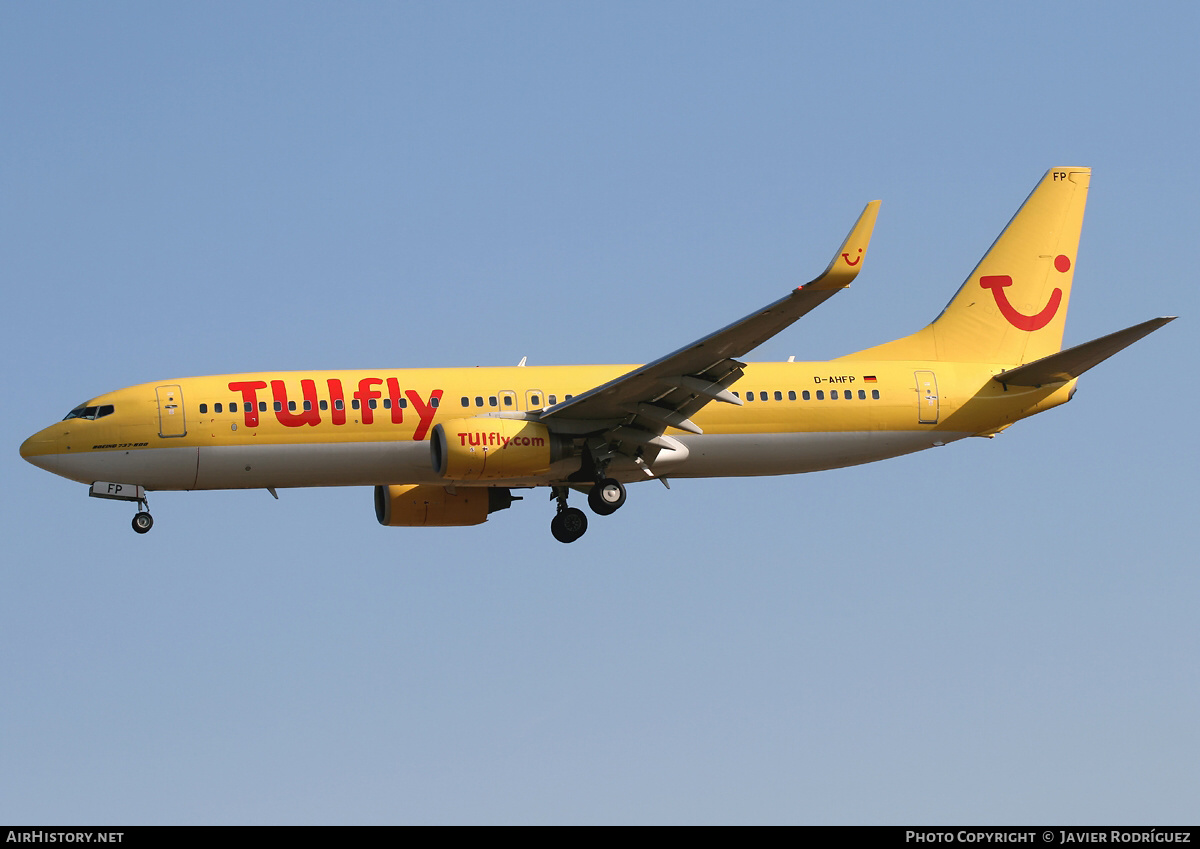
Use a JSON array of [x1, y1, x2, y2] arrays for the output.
[[798, 199, 881, 292]]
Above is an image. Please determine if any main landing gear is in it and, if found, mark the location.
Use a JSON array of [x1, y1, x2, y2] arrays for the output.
[[550, 503, 588, 543], [549, 478, 627, 543], [587, 478, 626, 516]]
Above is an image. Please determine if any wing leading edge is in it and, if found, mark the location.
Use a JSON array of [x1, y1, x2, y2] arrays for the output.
[[540, 200, 881, 448]]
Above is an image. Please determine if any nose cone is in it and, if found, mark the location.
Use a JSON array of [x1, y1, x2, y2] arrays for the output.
[[20, 427, 60, 474]]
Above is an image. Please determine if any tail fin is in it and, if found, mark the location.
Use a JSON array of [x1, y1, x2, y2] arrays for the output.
[[843, 167, 1091, 364]]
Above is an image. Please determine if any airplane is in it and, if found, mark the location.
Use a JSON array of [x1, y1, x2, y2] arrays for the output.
[[20, 167, 1175, 543]]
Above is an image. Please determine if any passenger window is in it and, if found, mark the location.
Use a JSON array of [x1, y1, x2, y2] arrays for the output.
[[274, 401, 283, 412], [383, 399, 391, 409], [431, 396, 439, 408], [259, 402, 267, 412], [548, 395, 557, 405], [760, 392, 768, 401], [565, 395, 573, 401], [475, 396, 484, 407], [802, 390, 811, 400], [461, 396, 469, 407], [746, 392, 754, 402], [774, 391, 783, 401], [831, 390, 838, 399], [872, 389, 880, 400], [303, 400, 312, 411], [200, 404, 208, 414], [352, 400, 360, 410], [399, 398, 408, 408], [489, 396, 498, 408], [335, 399, 344, 411], [503, 396, 513, 407], [214, 403, 222, 413], [288, 401, 297, 411], [858, 390, 866, 400], [816, 390, 824, 400], [788, 391, 796, 401], [531, 394, 541, 407], [368, 399, 377, 409], [319, 400, 328, 411]]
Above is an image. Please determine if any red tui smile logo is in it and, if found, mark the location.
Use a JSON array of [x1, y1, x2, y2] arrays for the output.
[[979, 255, 1071, 331], [842, 248, 863, 267]]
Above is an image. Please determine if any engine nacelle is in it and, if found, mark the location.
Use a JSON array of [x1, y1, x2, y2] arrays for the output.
[[374, 484, 517, 527], [431, 417, 558, 481]]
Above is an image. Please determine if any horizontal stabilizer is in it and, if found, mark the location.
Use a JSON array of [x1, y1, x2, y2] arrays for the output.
[[994, 316, 1175, 386]]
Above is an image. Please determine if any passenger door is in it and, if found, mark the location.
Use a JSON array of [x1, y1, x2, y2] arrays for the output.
[[914, 371, 939, 424], [156, 384, 187, 437]]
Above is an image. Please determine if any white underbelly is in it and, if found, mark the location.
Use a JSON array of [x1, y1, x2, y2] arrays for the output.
[[193, 441, 437, 489], [48, 430, 970, 491], [662, 430, 970, 478]]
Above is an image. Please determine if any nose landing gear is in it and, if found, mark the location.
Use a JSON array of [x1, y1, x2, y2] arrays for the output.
[[132, 511, 154, 534], [88, 481, 155, 534], [129, 491, 154, 534]]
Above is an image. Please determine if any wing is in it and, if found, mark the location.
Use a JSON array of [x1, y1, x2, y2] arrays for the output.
[[540, 200, 881, 456]]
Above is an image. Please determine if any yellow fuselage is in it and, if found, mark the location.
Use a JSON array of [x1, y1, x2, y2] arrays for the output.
[[20, 360, 1073, 492]]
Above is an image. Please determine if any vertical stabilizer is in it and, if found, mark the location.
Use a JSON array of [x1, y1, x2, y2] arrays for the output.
[[842, 168, 1090, 364]]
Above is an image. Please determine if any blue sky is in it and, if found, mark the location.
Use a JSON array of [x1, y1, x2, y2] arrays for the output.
[[2, 1, 1197, 824]]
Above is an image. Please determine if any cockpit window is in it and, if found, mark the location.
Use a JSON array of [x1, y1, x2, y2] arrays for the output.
[[63, 403, 114, 421]]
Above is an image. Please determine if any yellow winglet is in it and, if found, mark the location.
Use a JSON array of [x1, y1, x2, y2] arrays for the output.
[[799, 199, 881, 292]]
